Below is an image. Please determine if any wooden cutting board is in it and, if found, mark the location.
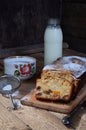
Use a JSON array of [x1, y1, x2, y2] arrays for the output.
[[21, 84, 86, 114]]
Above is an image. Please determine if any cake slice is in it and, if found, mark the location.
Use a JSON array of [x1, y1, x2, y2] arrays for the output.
[[41, 70, 79, 92], [36, 76, 74, 101]]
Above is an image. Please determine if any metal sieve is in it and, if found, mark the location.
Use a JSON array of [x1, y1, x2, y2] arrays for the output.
[[0, 75, 21, 110]]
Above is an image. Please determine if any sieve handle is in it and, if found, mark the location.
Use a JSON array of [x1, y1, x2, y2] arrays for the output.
[[9, 94, 17, 110]]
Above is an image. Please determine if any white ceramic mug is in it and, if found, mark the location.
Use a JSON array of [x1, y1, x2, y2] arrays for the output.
[[3, 56, 36, 80]]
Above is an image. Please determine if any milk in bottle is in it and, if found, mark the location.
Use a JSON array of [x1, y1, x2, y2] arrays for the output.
[[44, 18, 63, 65]]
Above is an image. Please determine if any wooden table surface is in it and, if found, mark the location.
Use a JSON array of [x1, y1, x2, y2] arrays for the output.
[[0, 46, 86, 130]]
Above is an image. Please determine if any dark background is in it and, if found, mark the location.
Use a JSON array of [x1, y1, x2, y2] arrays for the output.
[[0, 0, 86, 53]]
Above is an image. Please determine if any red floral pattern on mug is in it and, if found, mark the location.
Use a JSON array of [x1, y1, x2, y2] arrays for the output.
[[15, 64, 18, 69], [20, 64, 31, 75]]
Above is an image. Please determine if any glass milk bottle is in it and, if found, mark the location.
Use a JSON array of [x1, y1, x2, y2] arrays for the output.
[[44, 18, 63, 65]]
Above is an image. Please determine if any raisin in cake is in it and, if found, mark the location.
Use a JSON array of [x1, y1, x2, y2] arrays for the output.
[[35, 56, 86, 102]]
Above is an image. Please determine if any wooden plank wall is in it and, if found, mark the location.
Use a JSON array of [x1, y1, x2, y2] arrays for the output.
[[0, 0, 47, 48], [0, 0, 86, 53], [62, 0, 86, 53]]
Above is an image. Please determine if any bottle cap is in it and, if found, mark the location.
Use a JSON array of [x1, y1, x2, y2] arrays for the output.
[[48, 18, 60, 26]]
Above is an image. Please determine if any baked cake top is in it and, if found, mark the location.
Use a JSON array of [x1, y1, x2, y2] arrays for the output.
[[43, 56, 86, 78]]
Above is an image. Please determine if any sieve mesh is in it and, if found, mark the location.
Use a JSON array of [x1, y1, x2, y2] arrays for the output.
[[0, 75, 21, 94]]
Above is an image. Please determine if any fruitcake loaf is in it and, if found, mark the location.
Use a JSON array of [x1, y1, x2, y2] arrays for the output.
[[35, 56, 86, 102]]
